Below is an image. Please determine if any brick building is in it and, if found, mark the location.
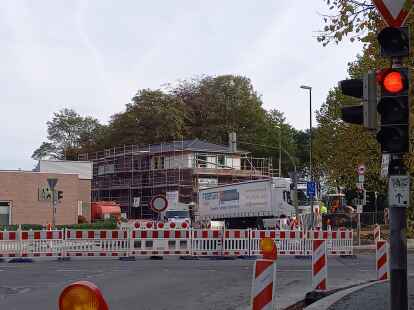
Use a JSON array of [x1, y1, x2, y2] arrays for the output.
[[0, 160, 92, 225]]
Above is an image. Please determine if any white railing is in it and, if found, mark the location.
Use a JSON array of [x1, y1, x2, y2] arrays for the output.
[[0, 228, 353, 258]]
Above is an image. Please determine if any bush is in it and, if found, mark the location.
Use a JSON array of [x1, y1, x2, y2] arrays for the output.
[[78, 215, 88, 224], [56, 218, 117, 230]]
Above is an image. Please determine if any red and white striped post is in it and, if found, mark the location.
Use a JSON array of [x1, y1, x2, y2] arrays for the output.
[[376, 240, 388, 281], [312, 239, 327, 291], [373, 224, 381, 242], [251, 238, 277, 310]]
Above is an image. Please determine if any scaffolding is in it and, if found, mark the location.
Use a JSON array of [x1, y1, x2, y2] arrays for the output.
[[79, 140, 273, 219]]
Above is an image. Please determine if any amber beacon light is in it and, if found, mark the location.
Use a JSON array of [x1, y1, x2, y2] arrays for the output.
[[59, 281, 109, 310]]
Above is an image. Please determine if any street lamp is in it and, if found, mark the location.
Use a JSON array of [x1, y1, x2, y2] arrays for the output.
[[300, 85, 314, 228]]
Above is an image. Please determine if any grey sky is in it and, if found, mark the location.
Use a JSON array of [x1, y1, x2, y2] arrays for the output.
[[0, 1, 363, 170]]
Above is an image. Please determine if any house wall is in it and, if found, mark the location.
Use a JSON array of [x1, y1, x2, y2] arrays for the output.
[[0, 171, 88, 225]]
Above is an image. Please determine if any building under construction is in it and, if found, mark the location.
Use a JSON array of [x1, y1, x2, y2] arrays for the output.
[[79, 135, 274, 219]]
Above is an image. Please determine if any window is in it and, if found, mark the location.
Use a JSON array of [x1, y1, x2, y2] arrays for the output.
[[197, 154, 207, 168], [217, 155, 225, 167], [153, 156, 165, 169], [0, 202, 10, 225]]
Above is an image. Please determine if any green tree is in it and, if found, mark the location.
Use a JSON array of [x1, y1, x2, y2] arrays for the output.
[[32, 108, 104, 160], [107, 89, 187, 146]]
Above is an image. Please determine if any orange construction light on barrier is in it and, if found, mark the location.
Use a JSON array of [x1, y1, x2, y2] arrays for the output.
[[59, 281, 109, 310], [260, 237, 277, 261]]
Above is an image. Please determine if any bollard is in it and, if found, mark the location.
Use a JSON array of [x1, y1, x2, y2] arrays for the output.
[[251, 238, 277, 310], [376, 240, 388, 281], [312, 239, 327, 291]]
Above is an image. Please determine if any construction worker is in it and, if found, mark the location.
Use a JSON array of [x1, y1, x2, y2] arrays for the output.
[[320, 202, 328, 215]]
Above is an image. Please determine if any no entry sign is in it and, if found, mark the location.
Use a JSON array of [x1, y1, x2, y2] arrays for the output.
[[150, 195, 168, 213]]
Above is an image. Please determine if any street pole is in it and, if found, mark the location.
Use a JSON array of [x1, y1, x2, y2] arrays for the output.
[[300, 85, 313, 228], [279, 124, 282, 178], [388, 157, 408, 310]]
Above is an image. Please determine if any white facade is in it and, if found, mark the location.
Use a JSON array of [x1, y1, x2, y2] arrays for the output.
[[38, 160, 92, 180]]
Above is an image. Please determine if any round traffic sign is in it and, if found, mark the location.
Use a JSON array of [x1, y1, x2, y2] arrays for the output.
[[357, 164, 366, 175], [149, 195, 168, 213]]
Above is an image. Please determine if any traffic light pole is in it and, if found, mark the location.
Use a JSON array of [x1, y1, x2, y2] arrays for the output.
[[389, 205, 408, 310]]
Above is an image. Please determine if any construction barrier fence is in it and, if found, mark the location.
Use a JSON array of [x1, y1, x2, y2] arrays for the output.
[[0, 228, 353, 259]]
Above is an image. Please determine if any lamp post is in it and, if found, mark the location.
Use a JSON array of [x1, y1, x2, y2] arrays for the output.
[[300, 85, 314, 228]]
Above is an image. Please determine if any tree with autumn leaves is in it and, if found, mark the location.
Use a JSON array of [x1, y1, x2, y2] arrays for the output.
[[314, 1, 414, 228]]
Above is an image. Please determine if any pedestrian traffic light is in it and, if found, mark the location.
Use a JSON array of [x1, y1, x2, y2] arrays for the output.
[[375, 27, 410, 154], [57, 190, 63, 201], [339, 72, 377, 129]]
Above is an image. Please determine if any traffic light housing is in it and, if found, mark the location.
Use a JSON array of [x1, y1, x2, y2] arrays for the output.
[[378, 27, 409, 58], [339, 72, 378, 129]]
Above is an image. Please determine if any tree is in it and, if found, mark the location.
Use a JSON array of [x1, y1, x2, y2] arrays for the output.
[[317, 0, 379, 46], [107, 89, 187, 146], [32, 108, 104, 160]]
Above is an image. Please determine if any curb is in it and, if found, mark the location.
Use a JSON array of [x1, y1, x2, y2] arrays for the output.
[[303, 280, 387, 310]]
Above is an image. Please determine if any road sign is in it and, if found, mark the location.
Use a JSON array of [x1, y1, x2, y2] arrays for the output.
[[357, 164, 366, 175], [381, 154, 390, 178], [373, 0, 413, 27], [47, 178, 58, 189], [133, 197, 140, 208], [150, 195, 168, 213], [358, 175, 365, 183], [356, 205, 363, 214], [388, 175, 410, 207], [306, 181, 316, 197]]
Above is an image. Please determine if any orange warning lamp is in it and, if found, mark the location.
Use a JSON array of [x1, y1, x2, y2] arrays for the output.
[[260, 237, 277, 261], [59, 281, 109, 310]]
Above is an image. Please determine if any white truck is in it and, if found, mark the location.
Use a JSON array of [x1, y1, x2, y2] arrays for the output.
[[197, 179, 296, 229]]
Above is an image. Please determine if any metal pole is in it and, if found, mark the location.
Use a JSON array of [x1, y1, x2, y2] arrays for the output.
[[309, 89, 314, 228], [279, 123, 282, 178], [389, 207, 408, 310], [52, 189, 56, 227], [357, 213, 361, 246]]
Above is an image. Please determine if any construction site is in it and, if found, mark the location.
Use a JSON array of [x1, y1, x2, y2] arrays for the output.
[[78, 135, 275, 219]]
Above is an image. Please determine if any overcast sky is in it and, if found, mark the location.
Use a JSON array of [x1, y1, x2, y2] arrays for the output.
[[0, 1, 364, 170]]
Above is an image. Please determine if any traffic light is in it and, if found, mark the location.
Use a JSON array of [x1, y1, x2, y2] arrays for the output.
[[339, 71, 377, 129], [376, 26, 410, 154], [57, 190, 63, 201]]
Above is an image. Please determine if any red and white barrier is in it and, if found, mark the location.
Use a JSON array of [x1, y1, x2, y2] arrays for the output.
[[0, 228, 354, 259], [374, 224, 381, 242], [251, 259, 276, 310], [312, 239, 327, 291], [131, 229, 190, 256], [376, 240, 388, 281], [223, 230, 249, 256], [191, 229, 223, 256]]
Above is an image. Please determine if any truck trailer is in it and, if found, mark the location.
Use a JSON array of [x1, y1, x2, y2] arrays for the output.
[[197, 179, 296, 229]]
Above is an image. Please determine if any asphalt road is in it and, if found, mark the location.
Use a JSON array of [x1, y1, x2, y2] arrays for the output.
[[0, 254, 409, 310]]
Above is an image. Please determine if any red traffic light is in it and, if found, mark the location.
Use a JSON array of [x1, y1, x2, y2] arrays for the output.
[[376, 69, 407, 94]]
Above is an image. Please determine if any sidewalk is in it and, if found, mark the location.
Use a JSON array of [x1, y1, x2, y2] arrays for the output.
[[327, 276, 414, 310]]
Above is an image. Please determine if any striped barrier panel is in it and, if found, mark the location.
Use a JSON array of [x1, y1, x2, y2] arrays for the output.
[[376, 240, 388, 281], [63, 230, 130, 257], [312, 239, 327, 291], [251, 259, 276, 310], [250, 230, 311, 256], [0, 231, 20, 257], [21, 230, 64, 257], [191, 230, 223, 256], [223, 230, 250, 256], [307, 230, 353, 255], [374, 224, 381, 242], [131, 229, 190, 256]]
